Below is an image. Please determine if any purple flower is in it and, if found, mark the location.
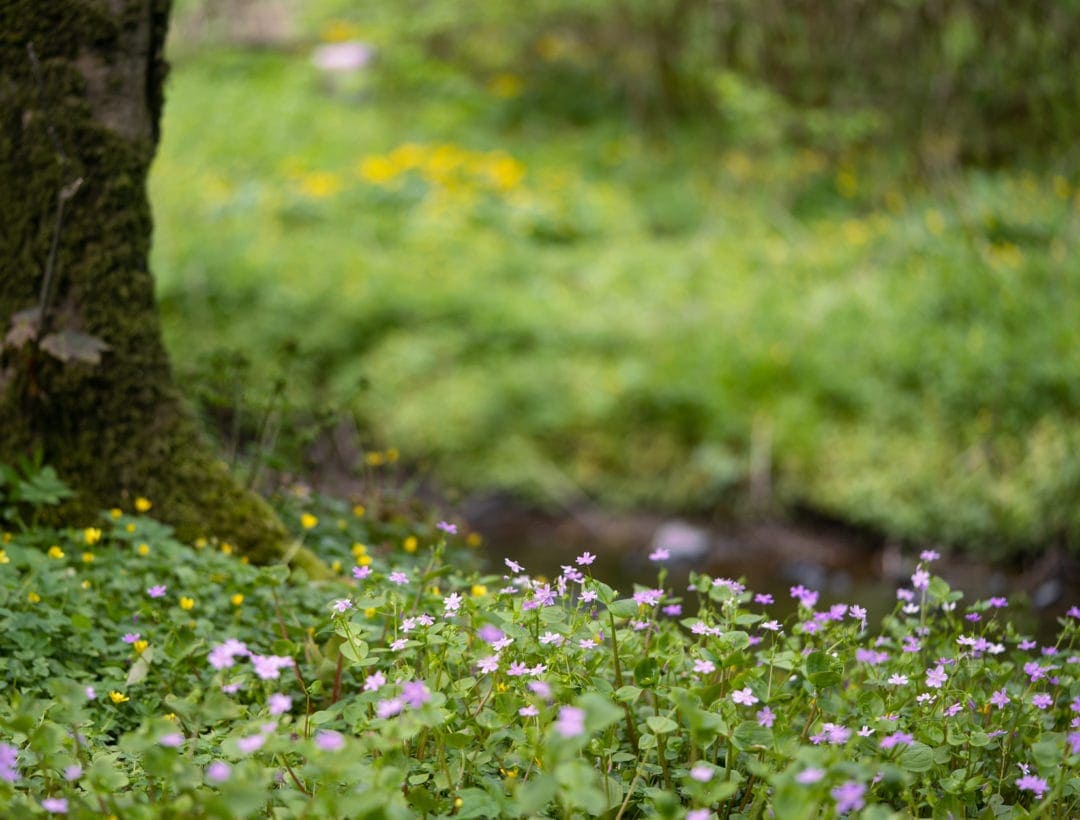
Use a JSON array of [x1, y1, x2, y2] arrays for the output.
[[41, 798, 68, 814], [477, 624, 505, 644], [555, 706, 586, 738], [1019, 639, 1037, 650], [84, 686, 96, 700], [122, 632, 141, 644], [686, 811, 710, 820], [662, 603, 682, 616], [436, 521, 457, 535], [795, 767, 825, 784], [529, 680, 552, 698], [250, 654, 294, 680], [920, 550, 940, 562], [222, 682, 242, 694], [311, 41, 373, 73], [352, 565, 371, 580], [858, 726, 874, 737], [756, 707, 775, 728], [1015, 774, 1049, 798], [477, 655, 500, 674], [208, 638, 250, 670], [376, 697, 404, 718], [731, 688, 758, 706], [880, 732, 913, 750], [754, 593, 774, 605], [575, 551, 596, 566], [504, 557, 525, 573], [988, 597, 1008, 608], [1068, 732, 1080, 755], [206, 761, 231, 783], [831, 781, 866, 813], [1031, 693, 1053, 710], [693, 659, 716, 675], [159, 733, 185, 748], [925, 665, 947, 688], [332, 598, 353, 613], [364, 671, 386, 692], [539, 631, 564, 646], [443, 592, 463, 616], [147, 584, 167, 599], [0, 743, 18, 783], [519, 704, 539, 717], [632, 588, 663, 607], [896, 588, 915, 602], [648, 548, 670, 561], [63, 764, 82, 782], [855, 648, 888, 665], [389, 638, 408, 652], [388, 571, 409, 585], [790, 585, 818, 609], [945, 702, 964, 717], [888, 674, 909, 686], [690, 764, 713, 782], [990, 688, 1011, 709], [401, 680, 431, 709], [315, 730, 345, 751], [236, 734, 266, 753], [268, 693, 293, 716]]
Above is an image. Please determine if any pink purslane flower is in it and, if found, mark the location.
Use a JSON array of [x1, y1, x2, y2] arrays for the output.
[[122, 632, 140, 644], [0, 742, 18, 783], [208, 639, 250, 670], [731, 688, 758, 706], [690, 764, 713, 782], [633, 589, 664, 607], [436, 521, 457, 534], [555, 706, 586, 738], [575, 551, 596, 566], [364, 671, 386, 692], [477, 655, 500, 674], [790, 585, 818, 609], [693, 659, 716, 675], [205, 761, 232, 783], [250, 654, 294, 680], [756, 707, 775, 728], [648, 548, 670, 561], [352, 565, 371, 580], [529, 680, 552, 698], [888, 674, 909, 686], [796, 767, 825, 784], [911, 568, 930, 590], [504, 558, 525, 574], [147, 585, 167, 599], [63, 765, 82, 782], [268, 693, 292, 716], [41, 798, 68, 814], [332, 598, 352, 613], [376, 697, 404, 719], [990, 688, 1011, 710], [926, 665, 948, 688], [519, 704, 539, 717], [1031, 693, 1053, 710], [920, 549, 940, 562], [880, 732, 913, 750], [1015, 774, 1049, 798], [831, 781, 866, 813], [315, 730, 345, 751], [388, 571, 409, 585], [401, 680, 431, 709], [443, 592, 463, 616], [237, 734, 266, 754], [159, 733, 184, 748]]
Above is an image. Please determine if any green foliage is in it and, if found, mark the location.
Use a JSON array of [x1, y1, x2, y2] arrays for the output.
[[150, 42, 1079, 557], [2, 478, 1079, 816]]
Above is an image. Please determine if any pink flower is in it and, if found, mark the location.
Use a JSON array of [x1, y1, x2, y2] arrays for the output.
[[731, 688, 758, 706], [376, 697, 404, 718], [504, 558, 525, 573], [122, 632, 140, 644], [690, 764, 713, 782], [364, 671, 386, 692], [756, 707, 775, 728], [268, 693, 292, 716], [880, 731, 913, 750], [648, 548, 670, 561], [555, 706, 585, 738], [436, 521, 457, 534], [389, 638, 408, 652], [990, 688, 1011, 709], [693, 659, 716, 675], [236, 734, 266, 753], [41, 798, 68, 814], [831, 781, 866, 813], [443, 592, 462, 616], [159, 733, 184, 748], [1031, 693, 1053, 710], [352, 565, 371, 580], [911, 568, 930, 590], [925, 665, 947, 688], [795, 767, 825, 784], [332, 598, 352, 613], [63, 765, 82, 782], [388, 571, 409, 585], [920, 550, 940, 562], [250, 654, 294, 680], [519, 704, 539, 717], [575, 551, 596, 566], [315, 730, 345, 751], [205, 761, 231, 783], [401, 681, 431, 708], [477, 655, 500, 674], [633, 589, 663, 607], [147, 585, 167, 599], [1015, 774, 1049, 798], [528, 680, 552, 698]]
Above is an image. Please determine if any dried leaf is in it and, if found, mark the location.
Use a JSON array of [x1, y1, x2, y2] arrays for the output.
[[5, 307, 41, 349], [39, 330, 110, 365]]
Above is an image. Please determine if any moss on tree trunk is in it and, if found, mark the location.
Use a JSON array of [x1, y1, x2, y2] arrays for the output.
[[0, 1, 325, 575]]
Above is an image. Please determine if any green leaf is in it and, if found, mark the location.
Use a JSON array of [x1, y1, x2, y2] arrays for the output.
[[580, 692, 622, 734], [719, 630, 750, 651], [614, 685, 642, 703], [339, 639, 369, 664], [898, 742, 934, 772], [513, 774, 557, 816], [732, 720, 772, 751], [646, 715, 679, 735], [634, 657, 660, 688], [805, 651, 842, 689], [607, 599, 640, 619]]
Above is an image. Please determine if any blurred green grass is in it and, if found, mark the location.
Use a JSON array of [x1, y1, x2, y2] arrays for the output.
[[150, 46, 1079, 558]]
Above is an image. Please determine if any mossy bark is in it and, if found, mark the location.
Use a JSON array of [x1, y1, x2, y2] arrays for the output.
[[0, 1, 324, 574]]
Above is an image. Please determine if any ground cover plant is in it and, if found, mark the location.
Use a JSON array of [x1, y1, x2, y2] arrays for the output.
[[2, 465, 1079, 817], [150, 23, 1080, 559]]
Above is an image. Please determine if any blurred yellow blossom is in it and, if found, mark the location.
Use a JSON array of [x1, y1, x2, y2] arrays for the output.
[[298, 172, 342, 199], [109, 508, 122, 519], [466, 532, 483, 549], [352, 504, 366, 518], [0, 550, 9, 564], [301, 513, 318, 530], [231, 594, 244, 606], [137, 543, 150, 556], [403, 536, 418, 554], [180, 597, 195, 611], [47, 545, 65, 559], [134, 497, 152, 513], [133, 640, 149, 654], [488, 73, 523, 99], [351, 543, 367, 557], [82, 552, 95, 563], [28, 591, 40, 604], [471, 584, 488, 597], [109, 691, 129, 704], [84, 527, 101, 545]]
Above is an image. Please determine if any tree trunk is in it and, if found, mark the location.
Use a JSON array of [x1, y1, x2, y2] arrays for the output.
[[0, 1, 321, 572]]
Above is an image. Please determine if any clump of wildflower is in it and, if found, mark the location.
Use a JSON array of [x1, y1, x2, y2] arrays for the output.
[[268, 693, 292, 715], [1015, 774, 1049, 798]]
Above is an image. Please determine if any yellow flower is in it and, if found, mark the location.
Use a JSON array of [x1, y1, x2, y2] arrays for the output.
[[137, 543, 150, 556], [471, 584, 488, 597], [331, 560, 342, 573], [164, 713, 178, 722], [351, 542, 367, 557], [300, 513, 318, 530], [466, 533, 483, 549], [194, 537, 207, 550], [297, 171, 342, 199], [337, 518, 347, 531], [133, 640, 149, 654], [385, 448, 399, 463], [109, 508, 123, 519], [82, 552, 95, 563], [108, 691, 129, 704], [363, 607, 377, 618], [240, 556, 249, 565], [125, 523, 136, 533], [84, 527, 101, 545], [495, 682, 509, 693], [48, 545, 65, 559], [179, 596, 195, 611], [231, 594, 244, 607], [81, 580, 91, 590], [221, 543, 233, 555], [2, 532, 11, 543], [135, 497, 152, 513], [365, 451, 385, 467], [357, 156, 398, 186], [403, 536, 418, 554], [0, 550, 8, 564], [352, 504, 366, 518], [357, 555, 373, 566], [27, 591, 41, 604]]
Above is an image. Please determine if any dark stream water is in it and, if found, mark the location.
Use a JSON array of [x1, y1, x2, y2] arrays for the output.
[[467, 500, 1079, 642]]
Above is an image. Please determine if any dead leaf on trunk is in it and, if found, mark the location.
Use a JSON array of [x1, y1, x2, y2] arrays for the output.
[[4, 307, 41, 349], [39, 329, 111, 365]]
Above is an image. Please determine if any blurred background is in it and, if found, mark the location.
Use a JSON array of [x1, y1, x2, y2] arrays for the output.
[[153, 0, 1078, 589]]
